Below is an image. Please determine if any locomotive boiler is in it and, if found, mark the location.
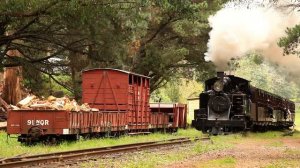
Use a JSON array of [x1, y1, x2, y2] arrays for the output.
[[192, 72, 295, 135]]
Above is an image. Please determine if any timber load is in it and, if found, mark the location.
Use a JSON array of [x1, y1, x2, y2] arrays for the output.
[[11, 95, 99, 112]]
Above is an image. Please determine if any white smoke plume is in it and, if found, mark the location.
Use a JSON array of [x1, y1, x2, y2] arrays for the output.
[[205, 1, 300, 73]]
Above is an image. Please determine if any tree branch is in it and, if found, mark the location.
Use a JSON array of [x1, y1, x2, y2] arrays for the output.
[[34, 66, 74, 93]]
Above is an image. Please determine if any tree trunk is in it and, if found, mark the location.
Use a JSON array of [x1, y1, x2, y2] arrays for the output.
[[69, 52, 89, 101], [2, 50, 23, 105]]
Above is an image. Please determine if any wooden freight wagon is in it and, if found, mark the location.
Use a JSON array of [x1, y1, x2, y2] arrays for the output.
[[150, 103, 188, 130], [7, 109, 127, 142], [82, 68, 151, 131]]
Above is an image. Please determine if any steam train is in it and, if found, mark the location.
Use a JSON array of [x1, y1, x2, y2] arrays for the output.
[[192, 72, 295, 135]]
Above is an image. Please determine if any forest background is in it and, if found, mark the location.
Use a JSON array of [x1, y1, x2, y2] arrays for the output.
[[0, 0, 300, 105]]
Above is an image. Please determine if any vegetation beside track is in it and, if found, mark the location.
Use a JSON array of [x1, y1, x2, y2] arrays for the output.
[[80, 131, 300, 168], [80, 112, 300, 168], [0, 129, 201, 158], [80, 135, 237, 168], [1, 112, 299, 165]]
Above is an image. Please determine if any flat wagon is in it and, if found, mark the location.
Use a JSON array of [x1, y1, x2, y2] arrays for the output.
[[7, 110, 127, 142]]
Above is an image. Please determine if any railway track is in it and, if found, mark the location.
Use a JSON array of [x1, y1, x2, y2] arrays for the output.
[[0, 137, 208, 168]]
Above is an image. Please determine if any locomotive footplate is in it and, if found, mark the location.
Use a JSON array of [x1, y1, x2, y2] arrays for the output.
[[204, 120, 245, 127], [193, 119, 246, 134]]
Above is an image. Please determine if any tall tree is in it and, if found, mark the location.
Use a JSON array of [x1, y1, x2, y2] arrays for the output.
[[0, 0, 146, 99], [0, 0, 227, 100], [279, 24, 300, 56], [130, 0, 227, 91], [278, 2, 300, 56]]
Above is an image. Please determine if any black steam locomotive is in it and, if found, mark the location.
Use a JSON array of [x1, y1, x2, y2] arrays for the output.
[[192, 72, 295, 135]]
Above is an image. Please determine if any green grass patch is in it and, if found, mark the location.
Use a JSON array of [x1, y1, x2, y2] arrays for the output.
[[291, 130, 300, 138], [241, 130, 300, 140], [81, 147, 195, 168], [193, 134, 240, 154], [268, 141, 284, 147], [244, 131, 283, 139], [264, 159, 300, 168], [196, 156, 236, 168], [0, 129, 201, 158], [284, 148, 300, 155]]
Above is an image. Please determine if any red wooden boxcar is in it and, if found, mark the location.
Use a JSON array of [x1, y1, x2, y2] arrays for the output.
[[82, 68, 151, 131]]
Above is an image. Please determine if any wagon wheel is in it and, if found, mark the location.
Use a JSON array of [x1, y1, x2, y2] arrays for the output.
[[83, 134, 90, 140], [124, 130, 129, 136], [43, 136, 57, 145], [28, 126, 42, 138]]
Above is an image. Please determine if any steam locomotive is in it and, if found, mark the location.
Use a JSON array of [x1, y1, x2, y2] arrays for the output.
[[192, 72, 295, 135]]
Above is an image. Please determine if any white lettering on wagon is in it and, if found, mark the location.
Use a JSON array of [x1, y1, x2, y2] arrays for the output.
[[27, 120, 49, 126]]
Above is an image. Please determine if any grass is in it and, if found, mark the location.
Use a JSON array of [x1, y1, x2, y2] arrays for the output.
[[268, 141, 284, 147], [284, 148, 300, 155], [244, 131, 284, 139], [264, 159, 300, 168], [82, 112, 300, 168], [80, 134, 239, 168], [1, 111, 299, 166], [196, 156, 236, 168], [0, 129, 201, 158]]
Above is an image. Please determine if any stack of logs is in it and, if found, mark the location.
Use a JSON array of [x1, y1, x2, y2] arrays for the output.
[[11, 95, 99, 112]]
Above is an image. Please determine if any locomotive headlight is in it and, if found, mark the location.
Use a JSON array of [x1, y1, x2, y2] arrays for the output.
[[213, 80, 224, 92]]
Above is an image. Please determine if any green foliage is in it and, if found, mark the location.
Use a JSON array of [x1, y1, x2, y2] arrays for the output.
[[22, 68, 72, 97], [234, 53, 299, 99], [279, 24, 300, 56], [0, 128, 200, 158], [130, 0, 226, 91], [0, 0, 227, 98], [150, 78, 203, 103]]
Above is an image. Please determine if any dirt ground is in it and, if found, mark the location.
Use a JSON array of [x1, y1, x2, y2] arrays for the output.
[[164, 137, 300, 168]]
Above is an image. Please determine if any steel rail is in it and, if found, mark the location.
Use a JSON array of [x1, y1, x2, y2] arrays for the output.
[[0, 137, 202, 168]]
